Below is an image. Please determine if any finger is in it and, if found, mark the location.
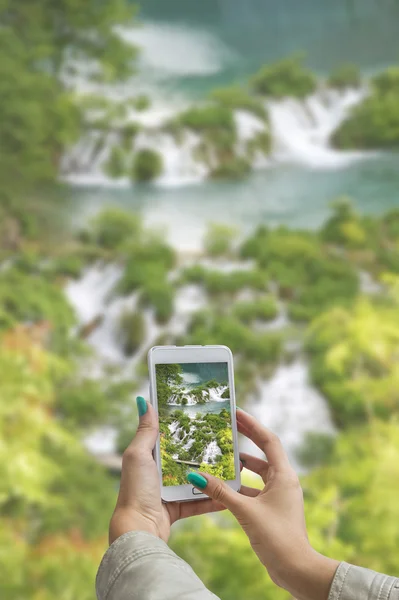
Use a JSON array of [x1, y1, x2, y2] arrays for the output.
[[240, 485, 261, 498], [187, 472, 246, 517], [178, 498, 226, 520], [127, 396, 159, 453], [236, 409, 290, 470], [239, 452, 270, 483]]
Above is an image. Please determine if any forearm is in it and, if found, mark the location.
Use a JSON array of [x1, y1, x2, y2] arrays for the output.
[[96, 531, 219, 600], [279, 549, 399, 600]]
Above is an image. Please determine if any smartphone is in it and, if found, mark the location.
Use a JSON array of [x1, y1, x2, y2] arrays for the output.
[[148, 345, 241, 502]]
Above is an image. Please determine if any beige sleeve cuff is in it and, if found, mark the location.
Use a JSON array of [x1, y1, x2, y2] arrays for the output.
[[329, 561, 399, 600]]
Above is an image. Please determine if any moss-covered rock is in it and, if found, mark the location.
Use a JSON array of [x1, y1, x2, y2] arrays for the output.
[[210, 86, 268, 121], [327, 64, 361, 90], [131, 148, 163, 182], [251, 55, 317, 99]]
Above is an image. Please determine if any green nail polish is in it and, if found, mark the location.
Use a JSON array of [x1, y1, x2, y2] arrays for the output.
[[136, 396, 147, 417], [187, 472, 207, 489]]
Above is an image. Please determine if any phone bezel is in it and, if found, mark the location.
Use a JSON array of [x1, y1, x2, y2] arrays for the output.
[[148, 345, 241, 503]]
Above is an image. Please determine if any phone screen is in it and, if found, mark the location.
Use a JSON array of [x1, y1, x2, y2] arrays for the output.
[[155, 362, 235, 487]]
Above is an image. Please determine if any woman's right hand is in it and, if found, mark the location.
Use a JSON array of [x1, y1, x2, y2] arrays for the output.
[[189, 409, 340, 600]]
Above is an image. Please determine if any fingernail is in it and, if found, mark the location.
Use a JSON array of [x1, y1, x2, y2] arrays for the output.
[[187, 472, 208, 489], [136, 396, 147, 417], [240, 458, 246, 466]]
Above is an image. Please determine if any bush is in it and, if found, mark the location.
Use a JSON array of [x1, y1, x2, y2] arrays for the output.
[[86, 209, 141, 251], [118, 310, 145, 355], [331, 93, 399, 149], [331, 66, 399, 149], [178, 104, 236, 134], [140, 280, 175, 324], [232, 298, 278, 323], [203, 223, 238, 257], [131, 148, 163, 182], [210, 86, 268, 121], [251, 55, 317, 98], [327, 64, 361, 90], [182, 265, 268, 295]]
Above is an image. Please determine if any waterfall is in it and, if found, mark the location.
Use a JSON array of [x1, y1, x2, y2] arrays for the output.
[[268, 87, 368, 168], [62, 86, 369, 188], [241, 359, 335, 471]]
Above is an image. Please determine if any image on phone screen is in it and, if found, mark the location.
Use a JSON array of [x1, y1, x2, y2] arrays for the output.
[[155, 362, 234, 486]]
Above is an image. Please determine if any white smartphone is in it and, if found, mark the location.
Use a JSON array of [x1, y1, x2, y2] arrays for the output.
[[148, 345, 241, 502]]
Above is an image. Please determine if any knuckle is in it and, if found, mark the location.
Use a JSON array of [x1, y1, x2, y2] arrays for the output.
[[122, 445, 140, 462], [138, 421, 159, 435]]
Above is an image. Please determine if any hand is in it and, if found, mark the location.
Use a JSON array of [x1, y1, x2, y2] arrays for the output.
[[189, 409, 340, 600], [109, 396, 225, 545]]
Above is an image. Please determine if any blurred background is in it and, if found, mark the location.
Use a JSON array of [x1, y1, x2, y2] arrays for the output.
[[1, 1, 399, 598]]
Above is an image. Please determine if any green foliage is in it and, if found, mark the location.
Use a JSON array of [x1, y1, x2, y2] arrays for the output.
[[140, 280, 175, 324], [246, 130, 272, 159], [184, 312, 282, 365], [251, 55, 317, 98], [85, 209, 141, 252], [203, 223, 238, 257], [161, 409, 234, 485], [210, 85, 268, 121], [321, 197, 367, 248], [332, 66, 399, 149], [232, 297, 279, 324], [296, 432, 336, 469], [304, 421, 399, 574], [131, 149, 163, 182], [0, 269, 76, 354], [306, 290, 399, 427], [0, 328, 114, 599], [178, 104, 236, 134], [155, 363, 184, 408], [240, 226, 359, 319], [181, 264, 268, 296], [104, 146, 128, 178], [0, 0, 138, 200], [118, 310, 145, 355], [327, 64, 361, 90]]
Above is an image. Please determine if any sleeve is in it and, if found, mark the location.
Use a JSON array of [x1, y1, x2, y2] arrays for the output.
[[329, 562, 399, 600], [96, 531, 220, 600]]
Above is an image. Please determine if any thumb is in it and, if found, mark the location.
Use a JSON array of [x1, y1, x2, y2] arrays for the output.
[[187, 471, 245, 517], [129, 396, 159, 452]]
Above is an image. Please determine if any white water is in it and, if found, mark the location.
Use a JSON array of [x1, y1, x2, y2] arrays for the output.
[[241, 359, 335, 471], [203, 440, 222, 464], [268, 87, 369, 168]]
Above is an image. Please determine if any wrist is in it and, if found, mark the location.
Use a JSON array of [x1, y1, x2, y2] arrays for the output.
[[278, 546, 340, 600], [109, 509, 160, 545]]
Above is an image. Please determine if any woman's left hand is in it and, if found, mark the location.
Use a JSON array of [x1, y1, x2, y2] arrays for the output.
[[109, 396, 225, 544]]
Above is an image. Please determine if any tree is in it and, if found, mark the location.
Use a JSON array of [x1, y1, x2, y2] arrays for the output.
[[155, 364, 184, 408]]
